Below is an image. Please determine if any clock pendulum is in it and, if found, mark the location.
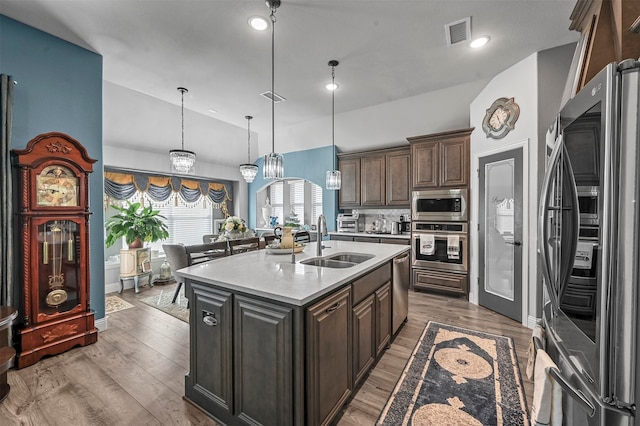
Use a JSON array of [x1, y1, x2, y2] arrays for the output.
[[44, 220, 71, 308]]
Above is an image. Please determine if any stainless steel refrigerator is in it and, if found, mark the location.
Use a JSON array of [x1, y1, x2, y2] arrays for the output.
[[538, 58, 639, 425]]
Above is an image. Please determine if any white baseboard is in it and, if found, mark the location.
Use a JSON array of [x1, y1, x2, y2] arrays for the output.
[[95, 316, 108, 332], [527, 314, 539, 330]]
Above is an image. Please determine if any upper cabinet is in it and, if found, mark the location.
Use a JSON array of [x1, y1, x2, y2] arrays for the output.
[[408, 128, 472, 189], [569, 0, 640, 93], [338, 146, 410, 209]]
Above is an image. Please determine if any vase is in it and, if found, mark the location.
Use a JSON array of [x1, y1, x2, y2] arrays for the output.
[[262, 197, 273, 227], [225, 230, 243, 240], [128, 237, 143, 249], [280, 227, 294, 249]]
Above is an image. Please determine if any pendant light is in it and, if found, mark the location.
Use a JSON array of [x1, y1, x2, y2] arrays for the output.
[[263, 0, 284, 180], [239, 115, 258, 183], [326, 60, 341, 190], [170, 87, 196, 174]]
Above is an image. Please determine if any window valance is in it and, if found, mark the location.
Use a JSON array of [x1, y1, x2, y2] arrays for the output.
[[104, 168, 232, 214]]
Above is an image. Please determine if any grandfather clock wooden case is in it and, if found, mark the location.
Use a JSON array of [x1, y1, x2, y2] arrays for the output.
[[12, 132, 98, 368]]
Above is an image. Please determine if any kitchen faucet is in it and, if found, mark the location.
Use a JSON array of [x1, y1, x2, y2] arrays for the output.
[[317, 214, 327, 256]]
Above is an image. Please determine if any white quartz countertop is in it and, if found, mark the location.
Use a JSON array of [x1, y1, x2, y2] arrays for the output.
[[328, 231, 410, 240], [176, 240, 409, 306]]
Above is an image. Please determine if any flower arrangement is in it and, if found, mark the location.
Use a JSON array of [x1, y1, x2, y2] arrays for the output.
[[223, 216, 247, 233]]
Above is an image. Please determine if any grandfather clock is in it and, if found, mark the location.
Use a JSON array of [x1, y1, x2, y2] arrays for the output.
[[12, 132, 98, 368]]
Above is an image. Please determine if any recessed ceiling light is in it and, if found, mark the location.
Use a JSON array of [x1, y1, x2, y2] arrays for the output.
[[207, 109, 217, 114], [469, 36, 490, 48], [325, 83, 339, 91], [248, 16, 268, 31]]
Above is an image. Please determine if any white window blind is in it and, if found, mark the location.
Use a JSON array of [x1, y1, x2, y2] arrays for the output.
[[289, 179, 305, 221], [147, 202, 214, 252], [270, 181, 284, 225], [311, 183, 323, 225]]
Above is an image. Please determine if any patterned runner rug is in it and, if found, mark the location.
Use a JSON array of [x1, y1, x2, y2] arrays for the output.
[[105, 295, 134, 314], [139, 286, 189, 323], [377, 321, 529, 426]]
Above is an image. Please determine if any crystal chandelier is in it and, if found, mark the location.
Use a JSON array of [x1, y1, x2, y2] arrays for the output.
[[326, 60, 341, 190], [170, 87, 196, 174], [263, 0, 284, 180], [239, 115, 258, 183]]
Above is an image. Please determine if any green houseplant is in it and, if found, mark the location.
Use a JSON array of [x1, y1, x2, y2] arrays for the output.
[[105, 201, 169, 248]]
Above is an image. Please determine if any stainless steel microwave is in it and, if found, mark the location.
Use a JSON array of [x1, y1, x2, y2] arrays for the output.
[[411, 188, 468, 222]]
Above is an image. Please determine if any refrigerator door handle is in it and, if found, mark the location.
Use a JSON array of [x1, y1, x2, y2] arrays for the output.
[[538, 133, 564, 311], [533, 336, 596, 417]]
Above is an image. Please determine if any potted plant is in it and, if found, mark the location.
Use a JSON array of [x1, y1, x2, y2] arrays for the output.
[[105, 201, 169, 248]]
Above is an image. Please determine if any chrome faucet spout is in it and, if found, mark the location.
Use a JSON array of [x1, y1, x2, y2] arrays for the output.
[[317, 214, 327, 256]]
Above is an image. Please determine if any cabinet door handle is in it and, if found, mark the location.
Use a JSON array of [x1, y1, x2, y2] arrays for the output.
[[325, 302, 341, 314], [202, 313, 218, 326], [505, 240, 522, 246]]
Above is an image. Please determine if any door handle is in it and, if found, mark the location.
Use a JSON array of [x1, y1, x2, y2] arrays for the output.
[[505, 240, 522, 246]]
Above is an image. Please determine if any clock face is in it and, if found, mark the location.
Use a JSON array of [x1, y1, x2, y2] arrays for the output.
[[36, 165, 79, 207], [482, 97, 520, 139]]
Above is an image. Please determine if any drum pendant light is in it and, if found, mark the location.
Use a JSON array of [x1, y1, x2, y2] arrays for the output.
[[170, 87, 196, 174], [263, 0, 284, 180], [326, 60, 341, 190], [239, 115, 258, 183]]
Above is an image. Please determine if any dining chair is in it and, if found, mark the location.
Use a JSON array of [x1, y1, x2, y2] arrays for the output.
[[294, 230, 311, 243], [202, 234, 218, 243], [228, 237, 260, 255], [162, 244, 190, 304], [262, 233, 278, 247], [186, 241, 229, 263]]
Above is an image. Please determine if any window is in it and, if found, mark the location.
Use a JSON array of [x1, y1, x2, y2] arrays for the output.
[[262, 179, 323, 227], [150, 202, 214, 250]]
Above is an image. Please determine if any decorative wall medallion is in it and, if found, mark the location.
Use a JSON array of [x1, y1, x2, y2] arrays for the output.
[[482, 97, 520, 139]]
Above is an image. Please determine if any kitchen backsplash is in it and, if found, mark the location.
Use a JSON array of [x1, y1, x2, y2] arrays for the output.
[[347, 208, 410, 232]]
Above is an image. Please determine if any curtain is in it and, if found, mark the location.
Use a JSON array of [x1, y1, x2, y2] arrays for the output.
[[104, 168, 233, 215], [1, 75, 15, 306]]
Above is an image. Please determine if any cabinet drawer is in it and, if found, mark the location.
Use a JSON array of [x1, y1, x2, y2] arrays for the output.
[[353, 262, 391, 305], [379, 238, 410, 245], [413, 269, 468, 296]]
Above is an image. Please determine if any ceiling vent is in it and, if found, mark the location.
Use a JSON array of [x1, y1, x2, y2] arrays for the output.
[[261, 90, 286, 103], [445, 17, 471, 46]]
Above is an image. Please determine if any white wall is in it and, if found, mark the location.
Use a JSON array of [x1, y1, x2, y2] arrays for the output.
[[469, 43, 575, 328], [103, 145, 248, 222]]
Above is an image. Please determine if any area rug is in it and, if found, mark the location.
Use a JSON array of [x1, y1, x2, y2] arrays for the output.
[[377, 321, 529, 426], [139, 286, 189, 323], [105, 295, 134, 314]]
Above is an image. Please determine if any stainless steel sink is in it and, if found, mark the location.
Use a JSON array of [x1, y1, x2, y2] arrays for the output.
[[300, 258, 356, 268], [300, 252, 374, 268], [326, 253, 374, 264]]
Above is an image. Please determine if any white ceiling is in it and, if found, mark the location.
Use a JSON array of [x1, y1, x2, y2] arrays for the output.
[[2, 0, 579, 168]]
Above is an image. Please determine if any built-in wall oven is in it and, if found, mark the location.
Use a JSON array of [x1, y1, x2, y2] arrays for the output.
[[411, 221, 468, 273], [577, 186, 599, 226], [411, 188, 468, 222]]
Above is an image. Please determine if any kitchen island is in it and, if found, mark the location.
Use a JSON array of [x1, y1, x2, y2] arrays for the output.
[[176, 240, 409, 426]]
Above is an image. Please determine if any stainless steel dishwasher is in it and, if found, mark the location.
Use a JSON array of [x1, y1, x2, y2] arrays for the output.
[[392, 251, 410, 335]]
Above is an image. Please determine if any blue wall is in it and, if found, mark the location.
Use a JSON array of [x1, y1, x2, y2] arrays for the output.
[[1, 16, 106, 319], [248, 145, 338, 233]]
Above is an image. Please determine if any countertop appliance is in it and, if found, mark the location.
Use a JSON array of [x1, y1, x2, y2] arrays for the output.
[[392, 251, 410, 335], [539, 59, 639, 425], [411, 188, 468, 222], [336, 212, 365, 233]]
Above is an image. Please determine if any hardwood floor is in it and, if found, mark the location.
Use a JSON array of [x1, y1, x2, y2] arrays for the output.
[[1, 283, 533, 425]]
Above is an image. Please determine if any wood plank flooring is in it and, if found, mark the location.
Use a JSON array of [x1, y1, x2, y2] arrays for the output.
[[1, 283, 533, 425]]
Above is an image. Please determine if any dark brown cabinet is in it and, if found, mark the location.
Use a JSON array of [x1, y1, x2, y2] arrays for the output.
[[361, 155, 386, 206], [306, 285, 352, 426], [386, 150, 412, 205], [412, 268, 468, 297], [351, 263, 392, 386], [338, 157, 361, 208], [338, 146, 410, 209], [186, 283, 295, 426], [186, 259, 400, 426], [408, 128, 472, 189]]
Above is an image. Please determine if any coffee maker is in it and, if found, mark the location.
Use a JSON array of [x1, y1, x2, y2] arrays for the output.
[[398, 214, 411, 234]]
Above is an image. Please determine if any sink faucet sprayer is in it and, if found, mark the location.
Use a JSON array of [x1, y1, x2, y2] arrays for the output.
[[317, 214, 327, 256]]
